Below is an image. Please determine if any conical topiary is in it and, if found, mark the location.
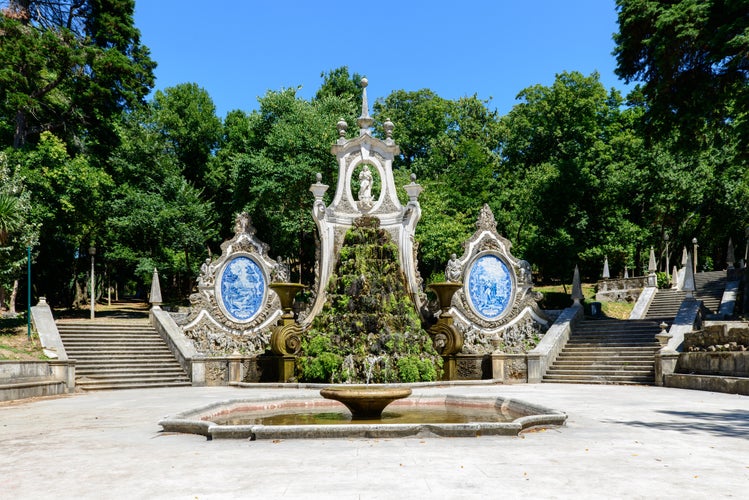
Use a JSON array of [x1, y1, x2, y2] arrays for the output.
[[298, 216, 442, 383]]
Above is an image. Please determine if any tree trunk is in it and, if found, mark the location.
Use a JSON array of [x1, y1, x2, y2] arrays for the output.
[[0, 285, 7, 312], [14, 109, 26, 149], [8, 279, 19, 314]]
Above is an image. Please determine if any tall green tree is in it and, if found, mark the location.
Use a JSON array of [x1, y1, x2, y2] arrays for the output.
[[229, 88, 352, 280], [0, 151, 38, 312], [500, 72, 633, 278], [151, 83, 223, 192], [614, 0, 748, 159], [0, 0, 155, 150]]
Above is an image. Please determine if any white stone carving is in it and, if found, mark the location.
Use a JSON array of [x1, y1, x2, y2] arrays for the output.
[[305, 79, 424, 326]]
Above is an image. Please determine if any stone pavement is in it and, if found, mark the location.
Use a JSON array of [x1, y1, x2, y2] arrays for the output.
[[1, 383, 747, 499]]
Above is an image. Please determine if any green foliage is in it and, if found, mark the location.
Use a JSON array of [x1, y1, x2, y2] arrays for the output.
[[298, 218, 442, 383], [614, 0, 748, 158], [656, 272, 671, 289], [0, 152, 39, 309], [0, 1, 155, 150]]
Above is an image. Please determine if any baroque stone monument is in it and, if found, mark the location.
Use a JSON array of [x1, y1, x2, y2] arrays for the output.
[[306, 78, 424, 325], [440, 204, 548, 354], [181, 212, 283, 354]]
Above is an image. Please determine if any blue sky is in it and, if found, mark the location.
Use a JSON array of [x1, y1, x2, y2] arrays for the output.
[[134, 1, 632, 118]]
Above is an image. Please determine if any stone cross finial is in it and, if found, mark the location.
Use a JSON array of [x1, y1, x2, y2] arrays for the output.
[[357, 77, 373, 135], [571, 265, 584, 305], [602, 256, 610, 279]]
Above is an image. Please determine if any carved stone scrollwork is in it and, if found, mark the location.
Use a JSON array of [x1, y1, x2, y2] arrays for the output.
[[428, 317, 463, 356], [270, 322, 302, 355]]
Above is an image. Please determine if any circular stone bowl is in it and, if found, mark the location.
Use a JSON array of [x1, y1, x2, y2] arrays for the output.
[[319, 386, 412, 419]]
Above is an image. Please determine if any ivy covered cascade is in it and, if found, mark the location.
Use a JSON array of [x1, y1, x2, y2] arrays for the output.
[[298, 216, 442, 383]]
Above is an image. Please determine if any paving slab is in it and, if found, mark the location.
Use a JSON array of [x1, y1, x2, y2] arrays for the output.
[[1, 384, 748, 499]]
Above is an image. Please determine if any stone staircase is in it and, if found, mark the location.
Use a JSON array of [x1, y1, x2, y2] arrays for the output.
[[57, 322, 191, 391], [694, 270, 725, 315], [644, 271, 727, 319], [543, 319, 662, 384], [645, 289, 685, 319]]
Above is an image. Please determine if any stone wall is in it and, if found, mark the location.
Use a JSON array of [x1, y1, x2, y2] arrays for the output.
[[683, 324, 749, 352], [595, 277, 648, 302], [676, 352, 749, 377]]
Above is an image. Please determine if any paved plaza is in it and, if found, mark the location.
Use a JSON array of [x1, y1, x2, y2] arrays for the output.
[[1, 383, 748, 499]]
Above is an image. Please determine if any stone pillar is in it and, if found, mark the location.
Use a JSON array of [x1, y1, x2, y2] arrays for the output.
[[682, 253, 696, 298], [655, 350, 680, 387], [228, 351, 243, 383], [647, 246, 657, 287], [191, 355, 206, 387], [602, 256, 610, 279], [571, 265, 584, 305], [150, 268, 162, 306]]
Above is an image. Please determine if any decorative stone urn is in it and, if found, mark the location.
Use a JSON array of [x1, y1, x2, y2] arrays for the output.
[[269, 283, 305, 382], [319, 386, 412, 420], [427, 282, 465, 381]]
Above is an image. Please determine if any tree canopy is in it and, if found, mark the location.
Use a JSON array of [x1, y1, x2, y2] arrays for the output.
[[0, 2, 747, 311]]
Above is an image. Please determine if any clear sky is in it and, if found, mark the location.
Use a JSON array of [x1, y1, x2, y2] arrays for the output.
[[134, 0, 631, 119]]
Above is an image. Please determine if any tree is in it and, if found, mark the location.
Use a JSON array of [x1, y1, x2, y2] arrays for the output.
[[229, 88, 352, 281], [614, 0, 748, 159], [105, 104, 218, 299], [0, 0, 155, 150], [151, 83, 223, 192], [0, 151, 38, 312], [500, 72, 632, 278], [12, 132, 112, 305], [372, 89, 452, 174]]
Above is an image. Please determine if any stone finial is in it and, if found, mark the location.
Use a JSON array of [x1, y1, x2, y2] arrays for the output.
[[624, 265, 629, 279], [646, 246, 658, 287], [150, 268, 162, 306], [648, 246, 657, 273], [671, 265, 679, 289], [337, 117, 348, 141], [357, 77, 373, 135], [602, 256, 610, 279], [310, 173, 328, 201], [682, 253, 696, 298], [726, 237, 735, 269], [475, 204, 497, 231], [403, 173, 422, 202], [681, 246, 688, 267], [571, 265, 584, 305], [234, 212, 255, 235], [383, 117, 394, 141]]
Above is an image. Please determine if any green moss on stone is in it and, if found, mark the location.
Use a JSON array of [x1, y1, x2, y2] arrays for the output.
[[298, 216, 442, 383]]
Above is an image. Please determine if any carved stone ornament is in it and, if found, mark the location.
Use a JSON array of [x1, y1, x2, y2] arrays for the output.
[[305, 78, 425, 326], [441, 204, 549, 354], [181, 212, 283, 355]]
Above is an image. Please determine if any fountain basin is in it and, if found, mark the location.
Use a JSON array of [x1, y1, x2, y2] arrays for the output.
[[159, 392, 567, 440], [319, 386, 412, 419]]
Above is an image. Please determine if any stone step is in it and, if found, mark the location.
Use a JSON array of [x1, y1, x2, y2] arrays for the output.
[[58, 321, 190, 391], [554, 360, 654, 367], [542, 376, 654, 385], [75, 379, 192, 391], [560, 347, 659, 353], [554, 354, 655, 362]]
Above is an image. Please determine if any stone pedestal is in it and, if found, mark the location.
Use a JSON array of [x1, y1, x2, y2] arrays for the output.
[[442, 356, 458, 381]]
